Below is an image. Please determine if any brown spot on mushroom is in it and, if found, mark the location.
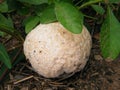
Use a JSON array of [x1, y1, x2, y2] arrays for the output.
[[39, 51, 42, 53], [34, 50, 36, 53], [63, 31, 66, 34]]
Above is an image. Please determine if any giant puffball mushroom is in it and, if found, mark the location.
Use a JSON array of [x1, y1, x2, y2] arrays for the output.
[[23, 22, 92, 78]]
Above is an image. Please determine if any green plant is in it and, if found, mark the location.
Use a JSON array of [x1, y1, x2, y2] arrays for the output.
[[0, 0, 120, 81]]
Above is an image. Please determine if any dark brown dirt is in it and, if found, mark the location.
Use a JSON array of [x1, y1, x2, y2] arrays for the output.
[[0, 38, 120, 90]]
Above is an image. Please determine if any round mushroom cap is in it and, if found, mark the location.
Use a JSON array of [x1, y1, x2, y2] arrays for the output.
[[23, 22, 92, 78]]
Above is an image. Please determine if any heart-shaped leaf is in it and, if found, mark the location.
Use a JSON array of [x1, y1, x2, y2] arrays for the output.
[[0, 1, 8, 12], [39, 5, 57, 23], [24, 16, 40, 33], [55, 2, 83, 34], [100, 6, 120, 60], [0, 13, 14, 29]]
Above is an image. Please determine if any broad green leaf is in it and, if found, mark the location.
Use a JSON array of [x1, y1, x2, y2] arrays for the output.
[[39, 5, 57, 23], [17, 0, 48, 5], [17, 7, 30, 15], [24, 16, 40, 33], [0, 43, 12, 69], [35, 4, 48, 14], [92, 5, 105, 15], [7, 16, 14, 28], [0, 0, 17, 13], [59, 0, 72, 3], [47, 0, 72, 4], [0, 14, 14, 36], [0, 1, 8, 12], [7, 0, 19, 12], [0, 31, 4, 37], [55, 2, 83, 34], [0, 48, 25, 81], [100, 6, 120, 60], [0, 13, 14, 29]]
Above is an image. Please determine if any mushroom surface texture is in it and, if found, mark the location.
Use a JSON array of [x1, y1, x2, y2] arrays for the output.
[[23, 22, 92, 78]]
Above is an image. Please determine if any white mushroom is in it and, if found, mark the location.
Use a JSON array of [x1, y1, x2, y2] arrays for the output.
[[23, 22, 92, 78]]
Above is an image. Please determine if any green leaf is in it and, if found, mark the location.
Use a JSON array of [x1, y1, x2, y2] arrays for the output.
[[0, 1, 8, 12], [35, 4, 48, 17], [17, 7, 30, 15], [0, 43, 12, 69], [0, 31, 4, 37], [0, 0, 17, 13], [109, 0, 120, 3], [17, 0, 48, 5], [60, 0, 72, 3], [7, 16, 14, 28], [92, 5, 105, 15], [35, 4, 48, 14], [55, 2, 83, 34], [24, 16, 40, 33], [0, 13, 14, 29], [7, 0, 19, 12], [78, 0, 103, 9], [0, 48, 25, 82], [0, 14, 14, 36], [100, 6, 120, 60], [39, 5, 57, 23]]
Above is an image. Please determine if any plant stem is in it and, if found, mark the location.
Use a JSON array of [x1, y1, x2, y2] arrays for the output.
[[78, 0, 103, 9], [83, 14, 97, 19], [75, 0, 84, 6], [7, 43, 23, 52]]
